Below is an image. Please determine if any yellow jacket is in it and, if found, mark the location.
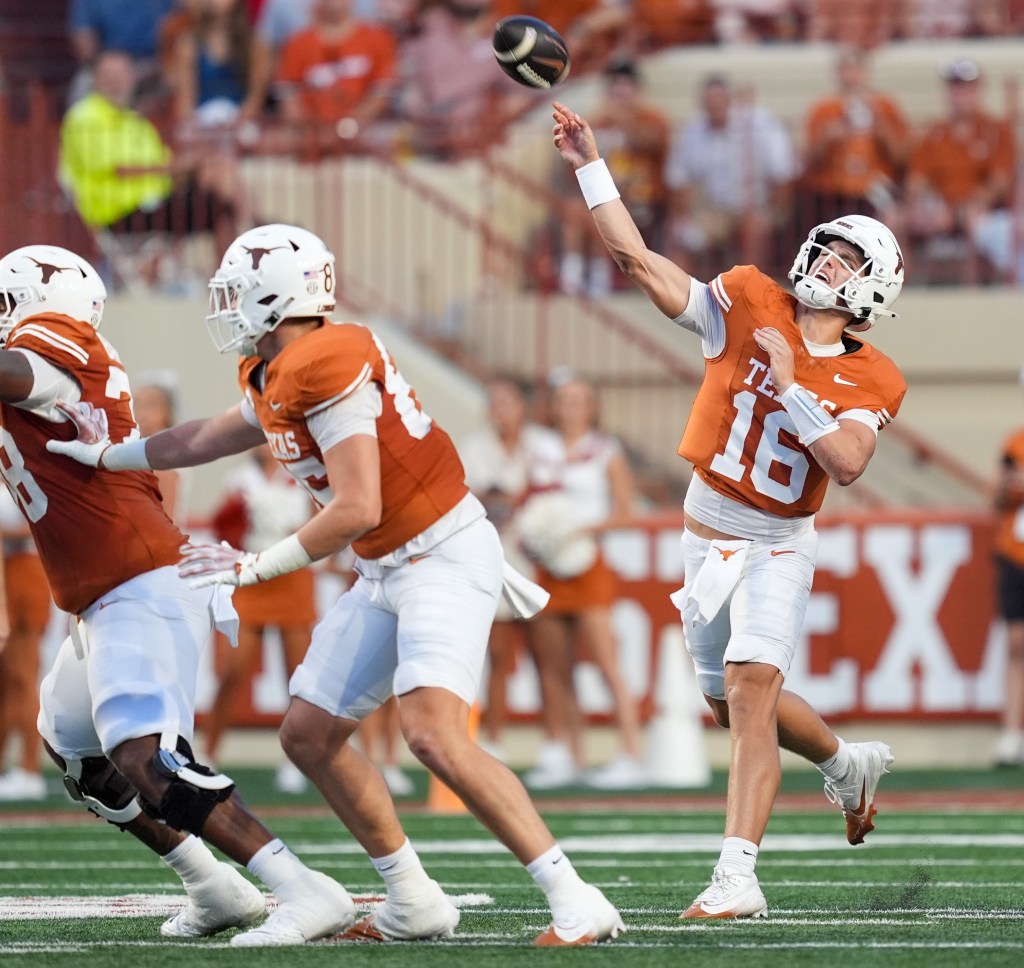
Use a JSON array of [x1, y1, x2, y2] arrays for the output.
[[59, 93, 174, 227]]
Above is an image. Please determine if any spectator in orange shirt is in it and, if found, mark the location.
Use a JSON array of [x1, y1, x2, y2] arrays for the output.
[[558, 60, 670, 296], [275, 0, 398, 149], [801, 46, 909, 226], [904, 59, 1015, 282]]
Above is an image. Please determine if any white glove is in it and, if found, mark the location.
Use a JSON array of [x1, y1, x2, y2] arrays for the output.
[[45, 400, 111, 467], [178, 534, 313, 589], [178, 541, 260, 589]]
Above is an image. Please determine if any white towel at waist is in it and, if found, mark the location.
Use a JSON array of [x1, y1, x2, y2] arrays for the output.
[[502, 559, 550, 619], [670, 539, 750, 627]]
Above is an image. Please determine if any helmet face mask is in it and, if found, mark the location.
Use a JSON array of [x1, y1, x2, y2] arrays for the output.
[[206, 224, 336, 356], [788, 214, 905, 330], [0, 245, 106, 345]]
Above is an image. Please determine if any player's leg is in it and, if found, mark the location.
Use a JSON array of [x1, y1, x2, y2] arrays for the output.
[[676, 529, 790, 920], [774, 688, 894, 845], [996, 617, 1024, 763], [37, 634, 266, 938], [391, 519, 624, 945], [994, 557, 1024, 765], [282, 577, 459, 942], [82, 568, 355, 946]]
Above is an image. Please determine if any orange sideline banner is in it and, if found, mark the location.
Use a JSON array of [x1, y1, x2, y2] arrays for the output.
[[194, 509, 1005, 726]]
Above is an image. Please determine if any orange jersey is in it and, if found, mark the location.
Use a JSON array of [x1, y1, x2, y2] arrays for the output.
[[803, 95, 909, 197], [909, 114, 1014, 206], [239, 322, 468, 559], [995, 428, 1024, 566], [277, 23, 397, 123], [679, 266, 906, 517], [0, 315, 184, 613]]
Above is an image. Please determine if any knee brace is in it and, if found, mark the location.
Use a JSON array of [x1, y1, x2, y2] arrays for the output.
[[63, 756, 142, 829], [139, 733, 235, 836]]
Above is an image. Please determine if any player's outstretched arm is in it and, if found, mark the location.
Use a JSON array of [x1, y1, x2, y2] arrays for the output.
[[180, 434, 382, 589], [553, 101, 692, 318], [48, 402, 265, 470], [143, 406, 267, 468]]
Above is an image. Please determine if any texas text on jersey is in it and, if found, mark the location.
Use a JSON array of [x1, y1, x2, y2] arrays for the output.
[[679, 265, 907, 518], [238, 321, 469, 558], [0, 314, 183, 613]]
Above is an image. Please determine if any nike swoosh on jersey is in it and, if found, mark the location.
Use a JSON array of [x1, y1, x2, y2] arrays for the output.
[[770, 550, 796, 556], [407, 553, 432, 565], [269, 401, 283, 411], [833, 374, 858, 386]]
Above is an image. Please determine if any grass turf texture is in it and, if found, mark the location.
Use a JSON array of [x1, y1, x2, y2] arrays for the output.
[[1, 768, 1022, 967]]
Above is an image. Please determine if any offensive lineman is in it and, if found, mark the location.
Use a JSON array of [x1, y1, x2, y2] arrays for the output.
[[551, 101, 905, 918], [50, 224, 625, 946], [0, 244, 355, 945]]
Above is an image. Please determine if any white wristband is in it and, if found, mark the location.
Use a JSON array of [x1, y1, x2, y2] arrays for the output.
[[780, 383, 841, 447], [100, 438, 153, 471], [575, 158, 620, 210], [250, 533, 313, 582]]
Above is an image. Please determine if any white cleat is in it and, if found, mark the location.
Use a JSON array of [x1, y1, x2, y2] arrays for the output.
[[681, 867, 768, 920], [161, 861, 266, 937], [343, 880, 459, 941], [535, 884, 625, 946], [231, 870, 355, 947], [824, 741, 895, 845]]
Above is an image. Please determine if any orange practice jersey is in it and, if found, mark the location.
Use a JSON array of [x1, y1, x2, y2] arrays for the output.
[[679, 266, 906, 517], [995, 428, 1024, 567], [0, 315, 184, 613], [239, 322, 468, 559]]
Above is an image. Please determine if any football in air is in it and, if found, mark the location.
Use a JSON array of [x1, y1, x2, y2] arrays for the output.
[[492, 15, 571, 89]]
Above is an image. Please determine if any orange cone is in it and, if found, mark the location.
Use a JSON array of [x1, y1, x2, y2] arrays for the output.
[[426, 704, 480, 814]]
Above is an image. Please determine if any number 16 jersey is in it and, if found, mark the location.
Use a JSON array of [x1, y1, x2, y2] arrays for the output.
[[676, 265, 907, 519]]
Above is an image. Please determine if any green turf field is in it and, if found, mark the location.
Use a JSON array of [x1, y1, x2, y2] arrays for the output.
[[1, 768, 1022, 967]]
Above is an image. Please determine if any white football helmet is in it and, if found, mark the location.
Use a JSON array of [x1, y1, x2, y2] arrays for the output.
[[788, 214, 905, 330], [0, 244, 106, 345], [207, 224, 336, 356]]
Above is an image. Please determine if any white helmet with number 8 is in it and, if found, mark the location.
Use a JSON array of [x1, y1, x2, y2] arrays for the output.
[[207, 224, 336, 356], [0, 244, 106, 345], [788, 214, 904, 331]]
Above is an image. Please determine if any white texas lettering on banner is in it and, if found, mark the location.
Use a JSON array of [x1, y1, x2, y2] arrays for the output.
[[862, 524, 973, 710]]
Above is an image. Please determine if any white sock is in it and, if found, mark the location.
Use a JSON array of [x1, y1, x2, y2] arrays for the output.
[[526, 844, 586, 905], [816, 738, 852, 782], [370, 838, 433, 900], [246, 838, 308, 892], [717, 837, 758, 877], [162, 834, 219, 886]]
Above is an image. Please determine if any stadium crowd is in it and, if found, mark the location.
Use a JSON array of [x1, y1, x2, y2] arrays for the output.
[[0, 1, 1020, 285]]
